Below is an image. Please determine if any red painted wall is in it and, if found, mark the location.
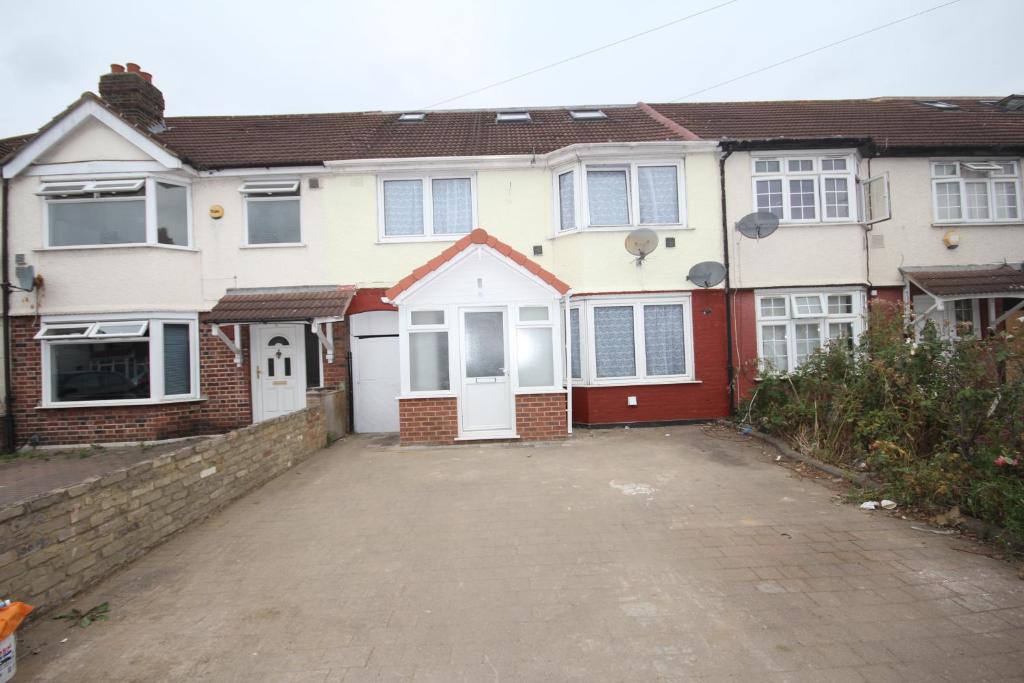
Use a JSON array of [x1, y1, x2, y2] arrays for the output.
[[572, 289, 730, 424], [347, 288, 397, 315]]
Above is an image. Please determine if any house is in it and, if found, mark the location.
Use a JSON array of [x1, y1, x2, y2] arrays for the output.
[[1, 65, 1021, 448], [650, 98, 1024, 396], [0, 64, 727, 448]]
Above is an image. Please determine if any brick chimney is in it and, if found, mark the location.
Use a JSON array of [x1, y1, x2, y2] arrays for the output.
[[99, 63, 165, 130]]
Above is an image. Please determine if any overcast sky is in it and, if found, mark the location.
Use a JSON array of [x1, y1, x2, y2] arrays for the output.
[[2, 0, 1022, 138]]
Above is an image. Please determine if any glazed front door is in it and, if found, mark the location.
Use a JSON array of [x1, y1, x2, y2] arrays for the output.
[[459, 308, 514, 438], [252, 324, 306, 422]]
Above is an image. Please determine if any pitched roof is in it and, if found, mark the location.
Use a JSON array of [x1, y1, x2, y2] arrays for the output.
[[648, 98, 1024, 150], [385, 228, 570, 302], [0, 134, 31, 159], [905, 265, 1024, 297], [207, 285, 355, 323]]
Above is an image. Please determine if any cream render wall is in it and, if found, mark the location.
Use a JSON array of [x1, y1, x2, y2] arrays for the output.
[[37, 118, 153, 164], [725, 151, 1024, 290]]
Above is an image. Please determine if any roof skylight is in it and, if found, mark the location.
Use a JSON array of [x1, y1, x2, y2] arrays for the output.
[[919, 100, 960, 110], [495, 111, 531, 123], [398, 112, 426, 122], [569, 109, 607, 120]]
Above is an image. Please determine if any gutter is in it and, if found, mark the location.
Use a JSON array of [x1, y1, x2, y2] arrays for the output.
[[1, 177, 14, 451], [719, 149, 736, 415]]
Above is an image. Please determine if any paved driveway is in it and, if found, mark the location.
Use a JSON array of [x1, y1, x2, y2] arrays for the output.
[[16, 427, 1024, 682]]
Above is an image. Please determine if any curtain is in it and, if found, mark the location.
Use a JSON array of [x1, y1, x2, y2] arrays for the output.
[[431, 178, 472, 234], [638, 166, 679, 224], [247, 199, 300, 244], [558, 171, 575, 230], [587, 170, 629, 225], [643, 304, 685, 376], [383, 179, 424, 235], [570, 308, 581, 379], [594, 306, 635, 377], [163, 324, 191, 395]]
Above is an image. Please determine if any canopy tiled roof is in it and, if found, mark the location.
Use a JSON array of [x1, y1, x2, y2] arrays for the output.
[[207, 285, 355, 324], [385, 228, 570, 302], [905, 265, 1024, 297], [649, 98, 1024, 150]]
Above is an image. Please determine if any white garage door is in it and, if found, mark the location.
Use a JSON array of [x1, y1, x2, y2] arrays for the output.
[[351, 312, 401, 433]]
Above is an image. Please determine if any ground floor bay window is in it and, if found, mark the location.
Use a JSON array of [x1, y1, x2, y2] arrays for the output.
[[36, 314, 199, 406], [755, 288, 865, 373]]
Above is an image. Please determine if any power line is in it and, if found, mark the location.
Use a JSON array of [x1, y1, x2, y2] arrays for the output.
[[421, 0, 740, 110], [672, 0, 966, 101]]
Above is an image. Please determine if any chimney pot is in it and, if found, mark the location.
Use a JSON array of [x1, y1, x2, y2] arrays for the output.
[[126, 62, 141, 73], [140, 71, 152, 82], [110, 64, 125, 73]]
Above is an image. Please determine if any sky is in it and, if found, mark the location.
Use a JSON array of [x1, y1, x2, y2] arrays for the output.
[[2, 0, 1022, 138]]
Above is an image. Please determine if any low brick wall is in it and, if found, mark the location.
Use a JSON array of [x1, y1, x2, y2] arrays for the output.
[[0, 391, 333, 615], [399, 397, 458, 445], [516, 393, 568, 440]]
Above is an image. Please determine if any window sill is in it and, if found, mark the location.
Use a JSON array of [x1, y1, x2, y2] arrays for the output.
[[239, 243, 307, 249], [575, 378, 702, 388], [931, 221, 1024, 228], [377, 234, 468, 244], [775, 221, 860, 228], [398, 392, 456, 400], [552, 225, 691, 238], [35, 244, 198, 253], [36, 395, 206, 410], [515, 387, 568, 395]]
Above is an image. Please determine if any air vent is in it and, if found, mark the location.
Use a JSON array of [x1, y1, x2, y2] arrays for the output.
[[569, 109, 607, 120], [398, 112, 426, 122], [495, 111, 531, 123], [918, 100, 960, 110]]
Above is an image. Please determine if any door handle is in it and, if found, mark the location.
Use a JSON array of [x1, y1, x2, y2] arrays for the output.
[[256, 366, 262, 378]]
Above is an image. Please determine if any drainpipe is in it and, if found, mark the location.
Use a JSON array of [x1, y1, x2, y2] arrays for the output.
[[1, 177, 15, 452], [563, 289, 573, 434], [719, 149, 736, 415]]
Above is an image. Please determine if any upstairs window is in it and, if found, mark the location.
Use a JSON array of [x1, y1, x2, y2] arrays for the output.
[[751, 154, 856, 223], [240, 180, 301, 245], [40, 177, 190, 248], [931, 160, 1021, 223], [555, 160, 685, 233], [380, 174, 475, 239]]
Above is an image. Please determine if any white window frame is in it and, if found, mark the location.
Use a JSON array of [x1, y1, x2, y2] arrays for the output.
[[574, 295, 696, 386], [750, 152, 858, 224], [755, 288, 865, 374], [240, 178, 303, 247], [930, 159, 1023, 225], [40, 176, 193, 250], [38, 312, 200, 408], [377, 172, 478, 242], [552, 159, 687, 235], [513, 302, 562, 392], [400, 306, 455, 397]]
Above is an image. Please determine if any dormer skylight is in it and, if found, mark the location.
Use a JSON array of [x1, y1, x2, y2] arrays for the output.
[[398, 112, 426, 122], [996, 94, 1024, 111], [569, 109, 607, 120], [495, 111, 531, 123], [919, 100, 960, 110]]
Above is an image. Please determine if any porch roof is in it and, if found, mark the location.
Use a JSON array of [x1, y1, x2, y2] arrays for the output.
[[903, 265, 1024, 299], [207, 285, 355, 324]]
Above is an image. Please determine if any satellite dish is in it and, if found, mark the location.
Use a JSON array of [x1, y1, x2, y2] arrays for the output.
[[686, 261, 726, 288], [736, 211, 779, 239], [15, 265, 35, 292], [624, 228, 659, 263]]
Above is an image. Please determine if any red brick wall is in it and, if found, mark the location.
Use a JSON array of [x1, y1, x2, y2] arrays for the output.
[[398, 396, 458, 445], [321, 321, 350, 389], [516, 393, 568, 440], [196, 319, 252, 432], [572, 289, 730, 425]]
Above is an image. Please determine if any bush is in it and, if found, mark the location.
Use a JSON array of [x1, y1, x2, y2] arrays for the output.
[[742, 303, 1024, 536]]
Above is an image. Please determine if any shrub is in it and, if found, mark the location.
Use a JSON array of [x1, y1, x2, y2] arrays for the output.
[[742, 303, 1024, 535]]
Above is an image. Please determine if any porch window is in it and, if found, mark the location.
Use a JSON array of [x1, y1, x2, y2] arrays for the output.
[[751, 153, 856, 222], [37, 316, 199, 406], [931, 160, 1022, 223], [582, 297, 694, 384], [515, 304, 557, 388], [40, 177, 190, 248], [755, 290, 863, 373], [409, 332, 449, 391], [240, 180, 301, 245], [380, 174, 476, 239]]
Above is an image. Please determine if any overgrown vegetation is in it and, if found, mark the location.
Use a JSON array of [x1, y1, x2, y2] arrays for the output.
[[742, 303, 1024, 536]]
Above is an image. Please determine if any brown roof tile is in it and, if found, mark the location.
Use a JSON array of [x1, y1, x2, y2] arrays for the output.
[[907, 266, 1024, 297], [207, 285, 355, 323]]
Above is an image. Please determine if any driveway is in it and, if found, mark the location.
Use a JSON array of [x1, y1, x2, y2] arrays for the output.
[[15, 427, 1024, 682]]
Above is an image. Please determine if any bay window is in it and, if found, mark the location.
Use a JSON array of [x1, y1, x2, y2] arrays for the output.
[[756, 290, 864, 373], [240, 180, 301, 245], [36, 315, 199, 406], [931, 160, 1022, 223], [554, 160, 686, 233], [40, 177, 190, 248], [380, 174, 476, 239], [751, 154, 855, 223], [578, 297, 694, 384]]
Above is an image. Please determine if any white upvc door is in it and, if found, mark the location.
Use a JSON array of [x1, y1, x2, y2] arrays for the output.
[[458, 307, 515, 438], [251, 324, 306, 422], [353, 335, 401, 432]]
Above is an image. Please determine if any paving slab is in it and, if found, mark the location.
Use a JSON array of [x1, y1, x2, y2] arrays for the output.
[[12, 426, 1024, 682]]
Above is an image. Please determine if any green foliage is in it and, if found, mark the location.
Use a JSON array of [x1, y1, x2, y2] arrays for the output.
[[54, 602, 110, 628], [743, 303, 1024, 536]]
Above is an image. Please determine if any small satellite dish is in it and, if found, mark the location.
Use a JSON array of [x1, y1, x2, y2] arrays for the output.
[[624, 228, 659, 263], [15, 265, 35, 292], [736, 211, 779, 239], [686, 261, 727, 288]]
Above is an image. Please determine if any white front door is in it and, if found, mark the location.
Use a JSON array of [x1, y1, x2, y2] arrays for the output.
[[353, 335, 401, 432], [252, 324, 306, 422], [459, 308, 514, 438]]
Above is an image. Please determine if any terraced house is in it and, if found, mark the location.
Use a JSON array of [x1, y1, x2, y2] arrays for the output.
[[1, 65, 1022, 447]]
